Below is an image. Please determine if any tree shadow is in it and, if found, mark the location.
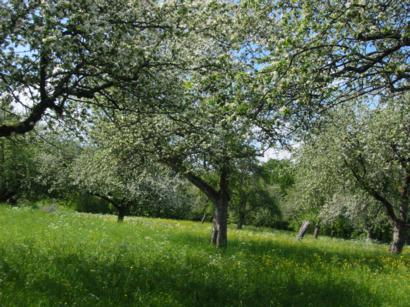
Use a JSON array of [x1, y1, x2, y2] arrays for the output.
[[168, 227, 407, 272], [0, 236, 386, 307]]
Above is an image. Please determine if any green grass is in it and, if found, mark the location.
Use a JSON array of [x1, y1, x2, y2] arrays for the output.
[[0, 206, 409, 307]]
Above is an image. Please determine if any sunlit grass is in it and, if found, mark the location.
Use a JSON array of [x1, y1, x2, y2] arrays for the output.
[[0, 206, 408, 306]]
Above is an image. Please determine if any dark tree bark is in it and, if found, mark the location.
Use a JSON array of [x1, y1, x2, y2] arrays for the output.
[[237, 212, 245, 230], [313, 223, 320, 239], [296, 220, 310, 240], [390, 223, 407, 254], [0, 139, 4, 164], [236, 199, 246, 230], [406, 228, 410, 245], [0, 190, 16, 204], [183, 164, 230, 248], [210, 166, 230, 248], [211, 196, 229, 247], [117, 206, 126, 223], [90, 193, 127, 223]]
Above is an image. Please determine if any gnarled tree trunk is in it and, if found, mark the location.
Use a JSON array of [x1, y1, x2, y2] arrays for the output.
[[390, 223, 407, 254], [183, 163, 231, 248], [211, 197, 228, 247]]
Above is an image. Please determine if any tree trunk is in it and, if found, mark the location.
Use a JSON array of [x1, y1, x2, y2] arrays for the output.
[[210, 165, 230, 248], [313, 224, 320, 239], [211, 215, 218, 245], [365, 226, 376, 242], [117, 206, 126, 223], [183, 163, 230, 248], [363, 220, 375, 242], [296, 220, 310, 240], [211, 198, 228, 247], [0, 138, 4, 165], [201, 213, 207, 224], [406, 228, 410, 245], [0, 190, 15, 203], [237, 211, 245, 230], [237, 215, 244, 230], [390, 223, 407, 254]]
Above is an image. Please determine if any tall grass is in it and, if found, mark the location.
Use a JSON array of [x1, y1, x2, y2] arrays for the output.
[[0, 206, 408, 306]]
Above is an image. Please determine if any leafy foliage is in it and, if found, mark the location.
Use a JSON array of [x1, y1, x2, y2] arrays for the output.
[[289, 96, 409, 247]]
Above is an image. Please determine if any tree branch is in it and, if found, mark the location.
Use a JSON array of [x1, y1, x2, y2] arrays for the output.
[[345, 158, 399, 224], [185, 171, 219, 203]]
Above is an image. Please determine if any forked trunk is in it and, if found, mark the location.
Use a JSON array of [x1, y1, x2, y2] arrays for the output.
[[211, 198, 228, 247], [390, 223, 407, 254], [183, 164, 230, 248]]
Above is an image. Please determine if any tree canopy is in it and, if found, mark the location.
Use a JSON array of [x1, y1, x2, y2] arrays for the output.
[[291, 95, 409, 252], [0, 0, 408, 252]]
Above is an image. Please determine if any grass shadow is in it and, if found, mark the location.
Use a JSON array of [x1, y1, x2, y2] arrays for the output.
[[0, 245, 379, 307]]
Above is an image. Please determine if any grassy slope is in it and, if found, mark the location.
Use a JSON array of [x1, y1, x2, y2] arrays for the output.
[[0, 207, 409, 307]]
